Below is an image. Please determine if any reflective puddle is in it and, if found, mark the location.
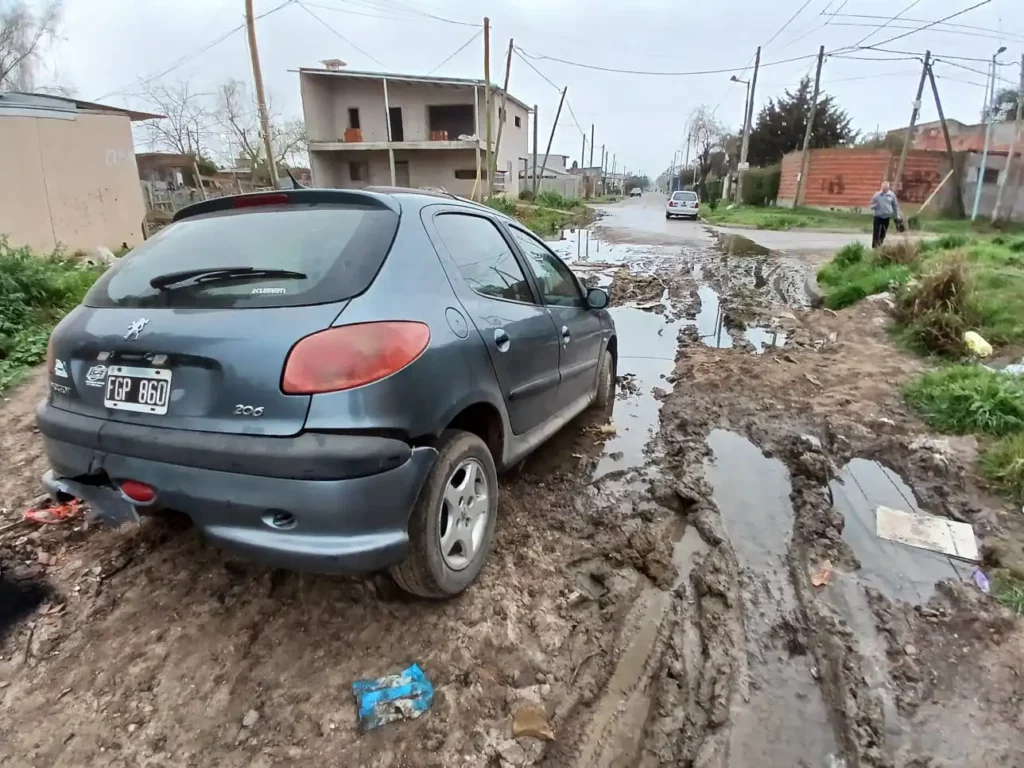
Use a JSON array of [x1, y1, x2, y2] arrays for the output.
[[830, 459, 971, 605]]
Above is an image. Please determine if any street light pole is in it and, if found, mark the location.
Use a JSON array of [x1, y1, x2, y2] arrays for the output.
[[972, 46, 1007, 220], [731, 74, 751, 201]]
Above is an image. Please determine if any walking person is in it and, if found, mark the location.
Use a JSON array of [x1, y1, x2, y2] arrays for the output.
[[870, 180, 902, 248]]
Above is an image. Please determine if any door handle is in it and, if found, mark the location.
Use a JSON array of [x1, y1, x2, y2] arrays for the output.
[[494, 328, 511, 352], [561, 325, 571, 345]]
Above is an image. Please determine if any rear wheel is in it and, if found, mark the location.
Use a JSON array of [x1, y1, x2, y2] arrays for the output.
[[592, 350, 615, 409], [665, 213, 671, 220], [390, 430, 498, 598]]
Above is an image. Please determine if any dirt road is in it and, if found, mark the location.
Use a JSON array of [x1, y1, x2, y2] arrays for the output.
[[1, 194, 1022, 767]]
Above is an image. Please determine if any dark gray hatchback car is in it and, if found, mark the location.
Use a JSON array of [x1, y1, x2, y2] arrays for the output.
[[37, 188, 616, 597]]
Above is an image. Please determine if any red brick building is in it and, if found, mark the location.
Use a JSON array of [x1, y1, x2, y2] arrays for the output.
[[778, 148, 954, 212]]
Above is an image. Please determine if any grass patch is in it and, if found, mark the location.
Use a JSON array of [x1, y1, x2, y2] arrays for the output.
[[980, 434, 1024, 503], [703, 205, 877, 232], [486, 196, 577, 236], [992, 570, 1024, 615], [0, 237, 102, 392], [902, 366, 1024, 436], [817, 243, 912, 309]]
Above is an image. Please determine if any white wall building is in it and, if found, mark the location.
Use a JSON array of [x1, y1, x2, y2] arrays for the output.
[[298, 68, 530, 198]]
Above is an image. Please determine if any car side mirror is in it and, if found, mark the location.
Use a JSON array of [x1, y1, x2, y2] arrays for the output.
[[586, 287, 609, 310]]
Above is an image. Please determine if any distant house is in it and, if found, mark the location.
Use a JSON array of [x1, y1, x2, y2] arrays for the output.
[[298, 67, 530, 197], [885, 119, 1019, 153], [0, 92, 160, 253]]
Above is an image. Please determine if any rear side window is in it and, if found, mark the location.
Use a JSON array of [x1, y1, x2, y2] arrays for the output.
[[672, 191, 698, 202], [434, 213, 534, 304], [84, 206, 399, 308]]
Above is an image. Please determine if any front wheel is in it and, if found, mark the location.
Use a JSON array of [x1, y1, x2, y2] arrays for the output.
[[390, 430, 498, 598]]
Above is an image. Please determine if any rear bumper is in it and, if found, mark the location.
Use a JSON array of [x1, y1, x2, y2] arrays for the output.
[[37, 401, 438, 573]]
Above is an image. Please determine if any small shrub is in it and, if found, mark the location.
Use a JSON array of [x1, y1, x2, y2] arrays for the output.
[[877, 239, 920, 266], [832, 242, 868, 268], [518, 189, 535, 202], [740, 165, 781, 206], [485, 196, 517, 216], [920, 233, 970, 253], [981, 435, 1024, 504], [896, 253, 974, 354], [903, 365, 1024, 436]]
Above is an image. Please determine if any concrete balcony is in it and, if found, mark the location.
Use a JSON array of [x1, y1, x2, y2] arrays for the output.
[[308, 138, 488, 152]]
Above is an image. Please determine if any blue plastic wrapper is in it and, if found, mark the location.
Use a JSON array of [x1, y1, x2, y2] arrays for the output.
[[352, 663, 434, 731]]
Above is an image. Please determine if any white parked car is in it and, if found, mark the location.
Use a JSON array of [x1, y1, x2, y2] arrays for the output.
[[629, 187, 642, 197], [666, 190, 699, 220]]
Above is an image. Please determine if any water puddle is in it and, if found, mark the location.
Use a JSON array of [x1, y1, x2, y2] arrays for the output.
[[694, 282, 786, 353], [594, 304, 683, 479], [704, 430, 840, 767], [830, 459, 972, 605], [716, 232, 771, 257]]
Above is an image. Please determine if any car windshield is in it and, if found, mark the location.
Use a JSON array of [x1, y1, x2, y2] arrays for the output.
[[84, 206, 399, 309], [671, 192, 698, 202]]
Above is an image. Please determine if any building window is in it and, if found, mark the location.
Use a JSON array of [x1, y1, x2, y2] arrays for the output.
[[980, 167, 1000, 184], [348, 108, 360, 130], [349, 161, 369, 181], [514, 115, 521, 128], [454, 169, 487, 180]]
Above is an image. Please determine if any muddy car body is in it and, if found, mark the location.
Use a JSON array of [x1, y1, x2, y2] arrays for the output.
[[35, 188, 616, 597]]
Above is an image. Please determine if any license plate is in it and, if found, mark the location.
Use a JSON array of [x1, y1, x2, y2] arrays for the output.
[[104, 366, 172, 415]]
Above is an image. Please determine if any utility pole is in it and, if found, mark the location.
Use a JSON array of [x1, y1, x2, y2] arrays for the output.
[[736, 45, 760, 204], [483, 17, 492, 198], [587, 123, 595, 198], [895, 51, 931, 192], [532, 104, 539, 194], [611, 153, 616, 193], [992, 53, 1024, 223], [540, 86, 567, 196], [683, 130, 691, 190], [580, 133, 586, 173], [794, 46, 825, 208], [492, 38, 513, 193], [601, 145, 606, 194], [245, 0, 278, 188], [926, 63, 966, 218]]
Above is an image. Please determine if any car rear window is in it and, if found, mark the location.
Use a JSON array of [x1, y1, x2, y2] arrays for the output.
[[672, 192, 698, 202], [84, 205, 399, 309]]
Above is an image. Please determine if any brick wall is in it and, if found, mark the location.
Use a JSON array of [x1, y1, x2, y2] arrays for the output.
[[777, 147, 951, 212]]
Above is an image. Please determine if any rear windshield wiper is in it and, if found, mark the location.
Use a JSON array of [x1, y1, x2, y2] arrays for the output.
[[150, 266, 308, 290]]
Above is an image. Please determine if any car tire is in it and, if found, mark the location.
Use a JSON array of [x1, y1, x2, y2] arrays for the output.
[[592, 349, 615, 409], [665, 213, 671, 220], [390, 429, 498, 599]]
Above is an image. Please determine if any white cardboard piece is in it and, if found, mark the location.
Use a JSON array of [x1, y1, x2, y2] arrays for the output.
[[875, 506, 979, 562]]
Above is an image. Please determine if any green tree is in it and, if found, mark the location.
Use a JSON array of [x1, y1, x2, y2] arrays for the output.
[[747, 76, 856, 167], [626, 174, 650, 190], [991, 88, 1022, 122]]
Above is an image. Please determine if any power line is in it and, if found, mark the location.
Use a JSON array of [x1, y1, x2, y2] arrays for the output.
[[95, 0, 296, 101], [564, 99, 585, 135], [859, 44, 1011, 63], [834, 21, 1018, 43], [297, 2, 391, 69], [764, 0, 818, 47], [513, 48, 561, 91], [933, 58, 1017, 87], [867, 0, 994, 49], [853, 0, 924, 47], [355, 0, 481, 28], [830, 12, 1024, 41], [426, 29, 481, 75], [515, 46, 821, 77]]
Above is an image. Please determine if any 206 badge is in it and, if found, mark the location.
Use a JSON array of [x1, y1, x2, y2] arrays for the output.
[[124, 318, 150, 341]]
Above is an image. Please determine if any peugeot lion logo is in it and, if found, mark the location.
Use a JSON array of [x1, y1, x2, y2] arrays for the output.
[[124, 318, 150, 341]]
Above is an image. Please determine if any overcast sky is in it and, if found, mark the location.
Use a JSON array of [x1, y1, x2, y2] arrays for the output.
[[39, 0, 1024, 176]]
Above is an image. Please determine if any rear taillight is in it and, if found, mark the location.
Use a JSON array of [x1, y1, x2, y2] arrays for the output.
[[282, 322, 430, 394], [669, 202, 676, 207], [120, 480, 156, 503], [46, 335, 55, 374]]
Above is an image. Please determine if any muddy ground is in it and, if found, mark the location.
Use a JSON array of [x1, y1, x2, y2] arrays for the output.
[[1, 195, 1022, 767]]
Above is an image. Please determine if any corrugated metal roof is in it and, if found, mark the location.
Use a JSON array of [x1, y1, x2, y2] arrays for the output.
[[0, 92, 163, 122]]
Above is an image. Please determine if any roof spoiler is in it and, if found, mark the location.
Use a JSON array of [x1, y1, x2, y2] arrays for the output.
[[172, 189, 401, 222]]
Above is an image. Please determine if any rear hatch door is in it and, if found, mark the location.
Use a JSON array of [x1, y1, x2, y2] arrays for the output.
[[49, 192, 400, 437]]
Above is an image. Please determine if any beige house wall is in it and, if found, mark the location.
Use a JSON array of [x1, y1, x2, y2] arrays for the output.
[[0, 111, 146, 253], [301, 72, 530, 198]]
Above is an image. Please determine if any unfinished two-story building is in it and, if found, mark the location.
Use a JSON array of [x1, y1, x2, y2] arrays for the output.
[[298, 68, 530, 198]]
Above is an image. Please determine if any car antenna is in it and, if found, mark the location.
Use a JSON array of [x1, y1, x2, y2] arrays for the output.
[[284, 167, 307, 189]]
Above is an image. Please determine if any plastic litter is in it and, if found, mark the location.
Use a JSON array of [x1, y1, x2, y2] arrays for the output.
[[971, 567, 990, 594], [963, 331, 992, 358], [811, 560, 834, 587], [352, 663, 433, 731], [24, 499, 82, 525]]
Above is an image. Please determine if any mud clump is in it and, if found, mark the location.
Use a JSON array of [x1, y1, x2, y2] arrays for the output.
[[610, 268, 665, 308]]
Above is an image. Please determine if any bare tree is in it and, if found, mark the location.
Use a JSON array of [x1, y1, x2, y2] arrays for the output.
[[688, 106, 726, 202], [217, 78, 307, 180], [139, 79, 212, 157], [0, 0, 62, 91]]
